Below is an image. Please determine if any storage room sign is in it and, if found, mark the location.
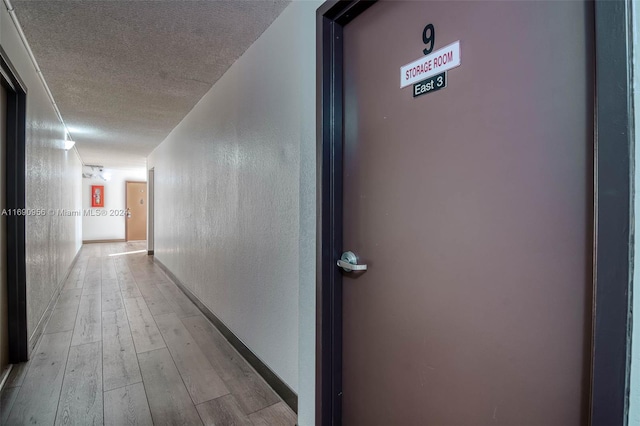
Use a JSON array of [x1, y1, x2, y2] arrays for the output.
[[400, 40, 461, 89], [399, 21, 461, 100]]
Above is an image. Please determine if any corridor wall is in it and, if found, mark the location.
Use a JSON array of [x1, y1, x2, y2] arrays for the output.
[[148, 1, 320, 424], [0, 4, 83, 343]]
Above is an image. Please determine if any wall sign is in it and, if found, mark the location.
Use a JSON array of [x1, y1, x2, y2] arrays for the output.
[[422, 23, 435, 55], [91, 185, 104, 208], [400, 40, 461, 88], [413, 72, 446, 97]]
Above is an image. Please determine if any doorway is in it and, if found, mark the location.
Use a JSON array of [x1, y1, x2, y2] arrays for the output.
[[126, 181, 147, 241], [0, 48, 28, 367], [147, 168, 154, 255], [0, 75, 7, 382], [317, 1, 633, 425]]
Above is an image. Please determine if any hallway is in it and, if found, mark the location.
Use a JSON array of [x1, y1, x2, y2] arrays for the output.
[[0, 242, 296, 425], [0, 0, 635, 423]]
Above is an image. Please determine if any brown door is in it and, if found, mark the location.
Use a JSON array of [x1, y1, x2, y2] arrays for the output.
[[341, 1, 593, 425], [126, 181, 147, 241]]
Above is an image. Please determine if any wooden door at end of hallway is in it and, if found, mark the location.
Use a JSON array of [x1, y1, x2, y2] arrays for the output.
[[126, 181, 147, 241]]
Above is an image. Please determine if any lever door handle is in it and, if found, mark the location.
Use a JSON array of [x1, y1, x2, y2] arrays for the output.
[[337, 251, 367, 272], [337, 259, 368, 271]]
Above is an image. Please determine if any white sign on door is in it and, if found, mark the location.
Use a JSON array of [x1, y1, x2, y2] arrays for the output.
[[400, 41, 461, 88]]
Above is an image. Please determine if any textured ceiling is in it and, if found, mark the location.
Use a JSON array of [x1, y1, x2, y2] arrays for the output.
[[13, 0, 290, 168]]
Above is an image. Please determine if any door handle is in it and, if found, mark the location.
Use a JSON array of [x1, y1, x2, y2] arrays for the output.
[[337, 251, 367, 272]]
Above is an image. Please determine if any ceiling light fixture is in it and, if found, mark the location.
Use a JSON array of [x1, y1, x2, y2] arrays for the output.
[[64, 139, 76, 151]]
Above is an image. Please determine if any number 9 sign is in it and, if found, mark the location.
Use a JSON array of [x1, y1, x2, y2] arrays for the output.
[[422, 23, 435, 55]]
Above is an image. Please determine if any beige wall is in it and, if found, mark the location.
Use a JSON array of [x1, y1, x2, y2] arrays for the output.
[[0, 4, 83, 342]]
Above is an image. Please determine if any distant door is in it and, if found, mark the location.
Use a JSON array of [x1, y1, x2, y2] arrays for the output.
[[126, 181, 147, 241], [340, 1, 593, 425], [0, 81, 8, 376], [147, 169, 154, 254]]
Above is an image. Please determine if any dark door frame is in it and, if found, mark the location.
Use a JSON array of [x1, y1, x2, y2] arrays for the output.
[[0, 46, 28, 364], [147, 168, 154, 255], [316, 1, 634, 425]]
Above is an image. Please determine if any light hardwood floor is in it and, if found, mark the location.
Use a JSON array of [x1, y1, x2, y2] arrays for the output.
[[0, 242, 296, 426]]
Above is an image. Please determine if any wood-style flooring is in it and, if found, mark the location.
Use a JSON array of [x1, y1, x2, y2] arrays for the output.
[[0, 242, 296, 426]]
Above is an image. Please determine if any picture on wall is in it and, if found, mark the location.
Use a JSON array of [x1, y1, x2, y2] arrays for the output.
[[91, 185, 104, 208]]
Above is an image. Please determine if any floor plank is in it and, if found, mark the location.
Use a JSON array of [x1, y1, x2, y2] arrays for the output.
[[7, 331, 73, 425], [114, 267, 136, 285], [114, 258, 136, 283], [71, 293, 102, 346], [124, 297, 166, 353], [81, 279, 102, 296], [46, 305, 80, 334], [4, 242, 296, 425], [136, 280, 174, 317], [102, 278, 121, 294], [0, 385, 20, 425], [55, 341, 103, 426], [63, 264, 86, 290], [224, 376, 281, 416], [181, 316, 279, 414], [103, 308, 143, 391], [63, 276, 84, 291], [104, 382, 153, 426], [102, 290, 124, 312], [248, 402, 297, 426], [177, 316, 240, 380], [102, 258, 118, 281], [155, 281, 201, 318], [155, 313, 229, 404], [132, 273, 168, 285], [182, 369, 230, 407], [137, 348, 203, 425], [83, 269, 101, 283], [196, 394, 253, 426], [4, 362, 28, 388], [57, 289, 83, 310], [120, 280, 143, 299]]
